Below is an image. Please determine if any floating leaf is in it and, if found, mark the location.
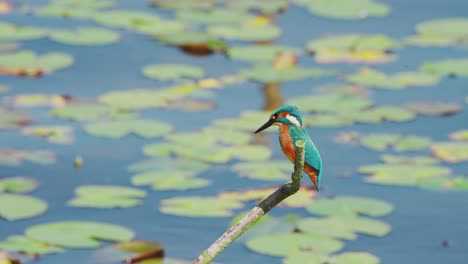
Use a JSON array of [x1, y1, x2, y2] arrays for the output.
[[156, 30, 226, 54], [0, 51, 73, 76], [232, 160, 292, 181], [297, 217, 357, 240], [11, 94, 71, 107], [306, 196, 393, 217], [220, 187, 315, 207], [450, 130, 468, 141], [0, 150, 56, 166], [406, 102, 460, 116], [208, 24, 281, 42], [421, 58, 468, 77], [228, 45, 299, 62], [167, 99, 216, 112], [406, 18, 468, 47], [142, 64, 204, 81], [85, 119, 172, 139], [214, 110, 269, 131], [128, 158, 209, 174], [308, 34, 399, 52], [68, 185, 146, 208], [431, 142, 468, 163], [49, 27, 119, 46], [360, 134, 431, 152], [22, 126, 74, 144], [26, 221, 134, 248], [380, 154, 440, 165], [284, 251, 379, 264], [241, 64, 335, 83], [0, 107, 30, 130], [359, 163, 451, 186], [132, 171, 210, 191], [0, 194, 47, 221], [289, 94, 372, 114], [93, 240, 165, 264], [151, 0, 216, 10], [227, 0, 289, 14], [176, 8, 254, 25], [313, 48, 395, 64], [345, 68, 440, 89], [296, 0, 390, 20], [246, 233, 343, 257], [0, 236, 63, 255], [160, 196, 243, 217], [52, 104, 126, 121], [0, 177, 38, 193], [0, 22, 46, 40]]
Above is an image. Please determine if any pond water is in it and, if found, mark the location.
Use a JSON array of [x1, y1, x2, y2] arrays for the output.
[[1, 0, 468, 264]]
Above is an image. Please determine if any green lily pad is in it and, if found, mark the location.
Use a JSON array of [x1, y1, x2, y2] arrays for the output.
[[345, 68, 440, 89], [151, 0, 216, 10], [142, 64, 204, 81], [360, 134, 431, 152], [240, 64, 335, 83], [160, 196, 244, 217], [143, 142, 231, 163], [208, 24, 281, 42], [296, 0, 390, 20], [0, 22, 46, 40], [84, 119, 172, 139], [312, 47, 396, 64], [351, 106, 416, 123], [232, 160, 292, 181], [93, 240, 165, 264], [156, 30, 226, 53], [99, 83, 198, 110], [132, 173, 210, 191], [306, 114, 355, 127], [0, 236, 64, 255], [22, 125, 74, 144], [52, 104, 127, 121], [308, 34, 399, 52], [298, 215, 390, 239], [35, 5, 98, 19], [0, 194, 47, 221], [26, 221, 134, 248], [0, 107, 30, 130], [306, 196, 393, 217], [221, 187, 315, 208], [213, 110, 270, 131], [431, 142, 468, 163], [228, 45, 299, 63], [227, 0, 289, 14], [359, 163, 451, 186], [68, 185, 146, 208], [289, 94, 372, 114], [246, 232, 343, 257], [176, 8, 254, 25], [421, 58, 468, 77], [406, 102, 460, 116], [49, 27, 119, 46], [450, 130, 468, 141], [0, 51, 73, 74], [128, 158, 209, 174], [0, 177, 38, 193], [406, 18, 468, 46], [284, 251, 379, 264], [380, 154, 440, 165], [0, 149, 56, 166]]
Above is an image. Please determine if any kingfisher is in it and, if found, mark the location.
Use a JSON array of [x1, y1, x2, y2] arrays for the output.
[[254, 105, 322, 191]]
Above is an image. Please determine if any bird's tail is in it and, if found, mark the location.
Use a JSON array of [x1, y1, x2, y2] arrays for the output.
[[304, 165, 320, 191]]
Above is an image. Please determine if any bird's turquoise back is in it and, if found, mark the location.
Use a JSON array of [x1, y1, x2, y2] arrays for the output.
[[288, 125, 322, 188]]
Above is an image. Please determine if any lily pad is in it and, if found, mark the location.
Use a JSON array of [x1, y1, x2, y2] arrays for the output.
[[151, 0, 216, 10], [421, 58, 468, 77], [93, 240, 165, 264], [308, 34, 399, 52], [313, 48, 395, 64], [68, 185, 146, 208], [431, 142, 468, 163], [227, 0, 289, 14], [84, 119, 172, 139], [284, 251, 379, 264], [160, 196, 244, 217], [0, 51, 73, 75], [0, 22, 46, 40], [11, 94, 71, 107], [22, 126, 74, 144], [213, 110, 270, 131], [240, 64, 335, 83], [450, 130, 468, 141], [246, 232, 343, 257], [381, 154, 440, 165], [128, 158, 209, 174], [406, 18, 468, 46], [288, 94, 372, 114], [306, 196, 393, 217], [0, 236, 64, 255], [176, 8, 254, 25], [208, 24, 281, 42], [26, 221, 134, 248], [228, 45, 299, 63], [142, 64, 204, 81], [359, 163, 451, 186], [360, 134, 431, 152], [49, 27, 119, 46], [296, 0, 390, 20], [0, 194, 47, 221], [52, 104, 126, 121], [0, 107, 30, 130], [0, 177, 38, 193], [345, 68, 440, 89], [0, 149, 56, 166], [406, 102, 460, 116], [232, 160, 292, 181], [132, 173, 210, 191], [156, 30, 226, 54]]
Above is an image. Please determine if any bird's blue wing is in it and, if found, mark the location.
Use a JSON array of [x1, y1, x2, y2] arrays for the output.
[[290, 126, 322, 173]]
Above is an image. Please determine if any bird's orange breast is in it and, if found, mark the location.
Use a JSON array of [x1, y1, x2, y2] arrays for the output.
[[279, 125, 296, 163]]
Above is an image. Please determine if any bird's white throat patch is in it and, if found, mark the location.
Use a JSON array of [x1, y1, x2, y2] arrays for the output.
[[286, 114, 301, 127]]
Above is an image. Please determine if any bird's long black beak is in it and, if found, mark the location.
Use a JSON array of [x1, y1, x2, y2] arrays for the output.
[[254, 119, 275, 134]]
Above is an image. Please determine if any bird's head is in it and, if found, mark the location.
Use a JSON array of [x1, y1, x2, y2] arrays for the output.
[[254, 105, 303, 133]]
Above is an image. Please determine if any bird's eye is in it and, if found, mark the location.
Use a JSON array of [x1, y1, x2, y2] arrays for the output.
[[271, 114, 278, 120]]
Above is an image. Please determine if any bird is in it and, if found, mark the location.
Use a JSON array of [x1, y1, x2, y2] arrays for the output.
[[254, 105, 322, 191]]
